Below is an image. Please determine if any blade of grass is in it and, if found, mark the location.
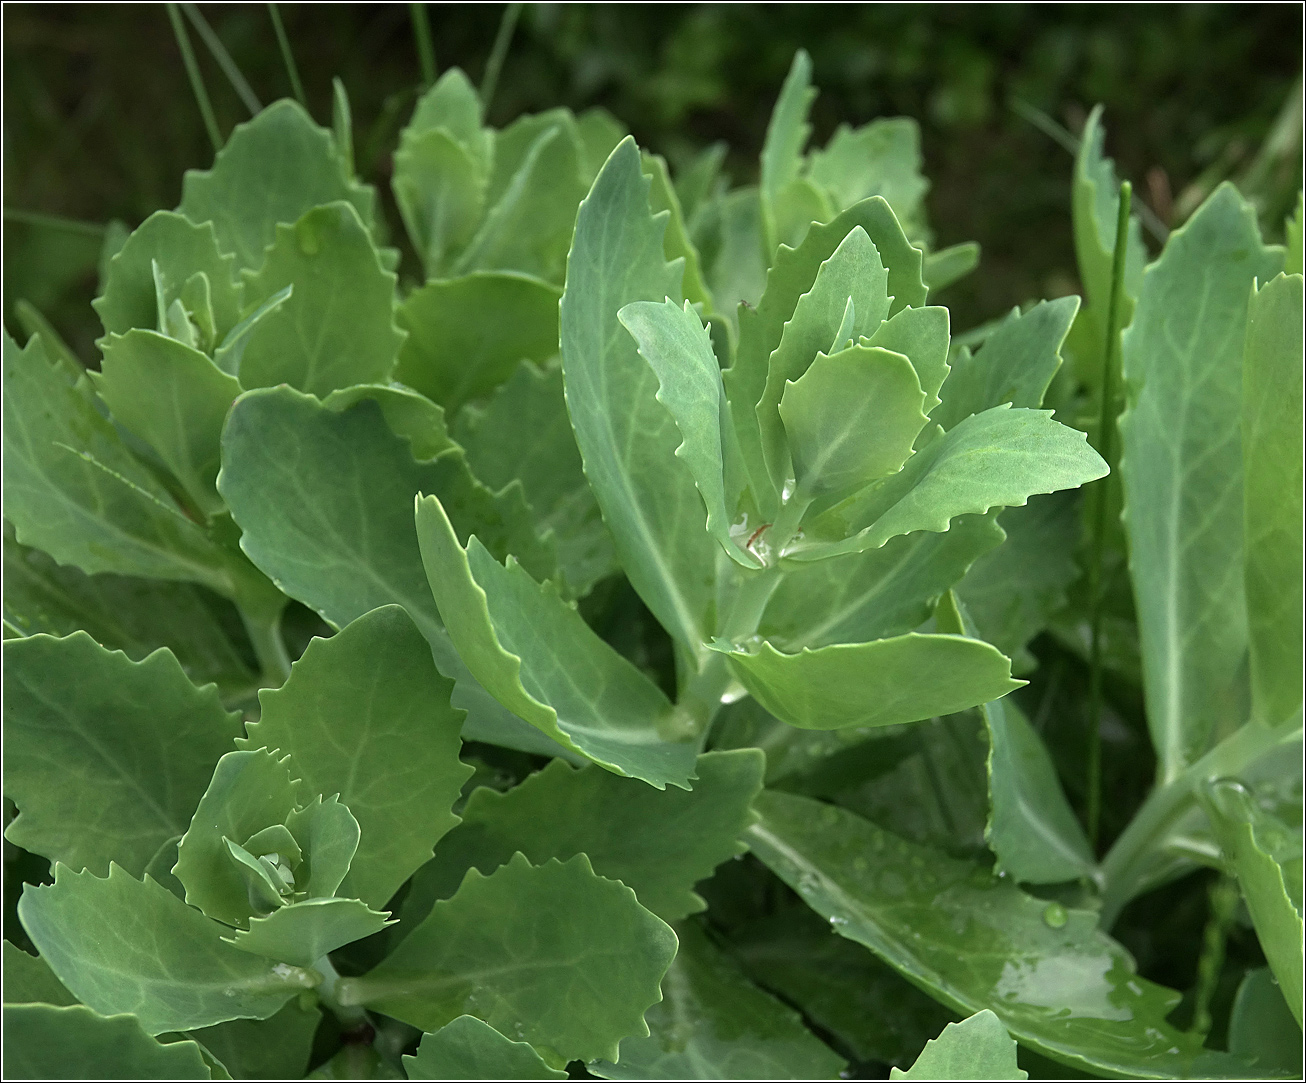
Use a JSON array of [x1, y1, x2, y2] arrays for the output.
[[267, 3, 306, 107], [480, 2, 522, 113], [182, 3, 261, 116], [1085, 179, 1132, 851], [166, 2, 222, 153], [410, 2, 437, 89]]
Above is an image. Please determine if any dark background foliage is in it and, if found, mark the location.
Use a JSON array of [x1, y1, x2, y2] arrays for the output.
[[4, 2, 1302, 360]]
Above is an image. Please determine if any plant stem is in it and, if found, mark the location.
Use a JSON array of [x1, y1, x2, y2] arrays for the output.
[[410, 3, 437, 90], [1085, 179, 1132, 852], [166, 3, 222, 153], [1189, 874, 1240, 1039], [182, 3, 261, 116], [480, 2, 522, 113], [3, 208, 106, 236], [238, 598, 291, 687], [267, 4, 306, 107], [313, 955, 370, 1030]]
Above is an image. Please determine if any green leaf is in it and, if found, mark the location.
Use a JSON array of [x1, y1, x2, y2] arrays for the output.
[[392, 128, 486, 278], [1226, 967, 1303, 1077], [713, 634, 1021, 731], [576, 107, 627, 182], [243, 605, 473, 910], [173, 749, 305, 927], [4, 632, 242, 878], [797, 405, 1108, 563], [862, 303, 951, 413], [237, 202, 404, 396], [643, 152, 712, 310], [93, 330, 241, 516], [456, 119, 587, 284], [395, 271, 561, 413], [890, 1010, 1026, 1080], [757, 226, 893, 491], [746, 790, 1241, 1079], [931, 297, 1079, 431], [923, 242, 981, 294], [703, 187, 769, 329], [1119, 183, 1283, 779], [2, 1004, 215, 1080], [285, 795, 361, 900], [618, 297, 758, 568], [954, 494, 1080, 672], [3, 330, 232, 592], [179, 100, 375, 272], [401, 751, 763, 925], [2, 528, 253, 694], [224, 897, 394, 967], [19, 864, 318, 1034], [94, 211, 242, 344], [188, 999, 323, 1082], [406, 69, 491, 164], [726, 199, 928, 517], [321, 383, 454, 462], [218, 386, 569, 760], [760, 50, 815, 255], [807, 118, 930, 238], [1286, 191, 1303, 276], [3, 941, 78, 1006], [780, 344, 928, 498], [337, 853, 677, 1066], [453, 360, 617, 598], [1201, 779, 1304, 1027], [560, 137, 717, 654], [1242, 272, 1304, 726], [404, 1016, 567, 1080], [414, 493, 697, 788], [759, 513, 1004, 650], [593, 919, 846, 1080]]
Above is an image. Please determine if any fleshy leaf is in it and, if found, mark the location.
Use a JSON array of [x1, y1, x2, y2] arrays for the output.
[[336, 853, 678, 1066], [1226, 967, 1303, 1076], [224, 897, 394, 967], [4, 632, 242, 878], [322, 383, 454, 462], [618, 297, 758, 567], [1242, 271, 1304, 726], [173, 749, 303, 927], [862, 303, 951, 413], [807, 118, 930, 238], [93, 329, 241, 516], [453, 360, 618, 598], [243, 605, 473, 910], [1119, 183, 1283, 779], [403, 1016, 567, 1081], [757, 226, 893, 490], [592, 919, 846, 1080], [923, 242, 981, 294], [414, 492, 698, 788], [2, 1004, 215, 1080], [1201, 779, 1304, 1026], [18, 864, 317, 1035], [93, 211, 242, 344], [890, 1010, 1026, 1080], [284, 795, 362, 901], [187, 999, 323, 1082], [3, 330, 232, 592], [760, 50, 816, 255], [218, 385, 569, 760], [393, 127, 486, 278], [560, 136, 717, 655], [237, 202, 404, 396], [796, 405, 1108, 563], [713, 634, 1021, 731], [400, 751, 763, 925], [178, 99, 375, 271], [644, 151, 712, 309], [746, 790, 1243, 1079], [2, 941, 78, 1007], [395, 272, 561, 413], [931, 297, 1079, 431], [779, 344, 927, 497]]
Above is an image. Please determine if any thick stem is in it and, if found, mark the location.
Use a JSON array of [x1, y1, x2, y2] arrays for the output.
[[241, 605, 291, 687], [313, 955, 370, 1030], [676, 653, 735, 739]]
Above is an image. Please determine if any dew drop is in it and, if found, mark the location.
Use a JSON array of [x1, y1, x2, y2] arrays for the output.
[[797, 872, 821, 894], [829, 914, 849, 928], [1042, 902, 1068, 928]]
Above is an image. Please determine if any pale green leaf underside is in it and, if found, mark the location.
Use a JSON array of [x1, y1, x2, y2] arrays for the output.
[[404, 1015, 566, 1080], [415, 493, 697, 789], [891, 1010, 1026, 1080]]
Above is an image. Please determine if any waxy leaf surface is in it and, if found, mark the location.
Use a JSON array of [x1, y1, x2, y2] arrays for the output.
[[3, 941, 78, 1007], [891, 1010, 1025, 1080], [404, 1015, 566, 1080], [224, 897, 394, 968], [4, 632, 241, 878], [19, 865, 317, 1034]]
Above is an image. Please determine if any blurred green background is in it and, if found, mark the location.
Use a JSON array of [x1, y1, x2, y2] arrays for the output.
[[4, 2, 1302, 361]]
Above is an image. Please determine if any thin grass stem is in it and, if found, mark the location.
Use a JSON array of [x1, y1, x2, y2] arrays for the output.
[[410, 3, 437, 89], [267, 3, 307, 106], [166, 2, 223, 152], [480, 2, 522, 113], [182, 3, 261, 116], [1086, 179, 1132, 850]]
